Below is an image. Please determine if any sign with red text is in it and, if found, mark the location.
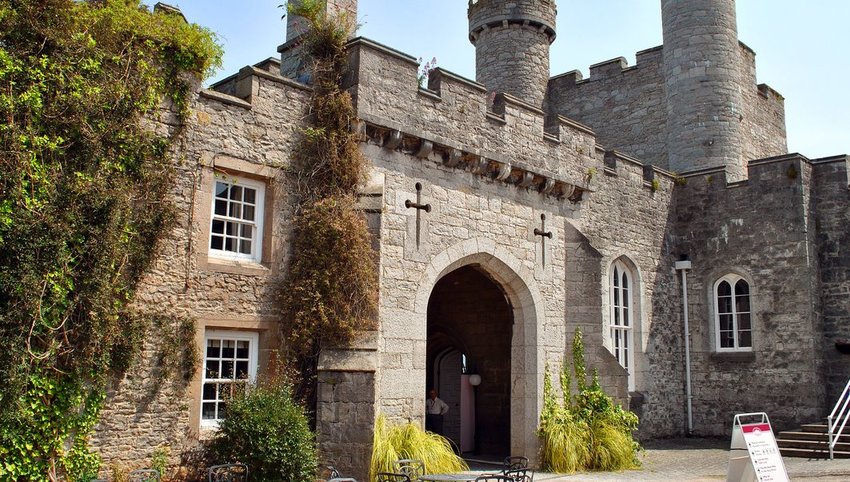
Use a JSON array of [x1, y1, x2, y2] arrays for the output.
[[727, 413, 789, 482], [741, 423, 788, 481]]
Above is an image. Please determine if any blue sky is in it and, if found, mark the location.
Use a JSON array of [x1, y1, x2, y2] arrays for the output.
[[146, 1, 848, 159]]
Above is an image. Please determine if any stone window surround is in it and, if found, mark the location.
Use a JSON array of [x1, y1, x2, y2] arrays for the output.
[[189, 316, 278, 438], [195, 154, 277, 275], [709, 271, 755, 354], [602, 255, 646, 393]]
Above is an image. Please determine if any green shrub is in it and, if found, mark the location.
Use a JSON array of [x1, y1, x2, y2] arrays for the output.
[[538, 329, 641, 473], [370, 415, 467, 480], [211, 380, 317, 482]]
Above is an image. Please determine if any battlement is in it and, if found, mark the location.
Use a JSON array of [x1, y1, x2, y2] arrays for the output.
[[679, 153, 850, 193], [347, 36, 604, 200], [547, 40, 786, 171], [550, 46, 662, 86], [468, 0, 556, 43]]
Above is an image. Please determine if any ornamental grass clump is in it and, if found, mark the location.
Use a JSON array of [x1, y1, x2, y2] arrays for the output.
[[370, 415, 468, 480], [538, 329, 641, 473]]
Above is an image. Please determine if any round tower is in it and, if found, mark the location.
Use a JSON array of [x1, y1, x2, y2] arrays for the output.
[[468, 0, 556, 108], [662, 0, 745, 179]]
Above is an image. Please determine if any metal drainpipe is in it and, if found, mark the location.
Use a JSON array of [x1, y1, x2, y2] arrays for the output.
[[675, 259, 694, 436]]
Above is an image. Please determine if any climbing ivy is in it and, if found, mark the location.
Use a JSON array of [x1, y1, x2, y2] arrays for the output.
[[0, 0, 221, 478], [279, 0, 378, 403]]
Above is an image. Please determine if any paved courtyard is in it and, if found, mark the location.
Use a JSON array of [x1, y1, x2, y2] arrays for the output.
[[469, 438, 850, 481], [532, 438, 850, 481]]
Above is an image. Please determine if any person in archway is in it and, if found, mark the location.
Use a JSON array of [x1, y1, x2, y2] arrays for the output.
[[426, 388, 449, 435]]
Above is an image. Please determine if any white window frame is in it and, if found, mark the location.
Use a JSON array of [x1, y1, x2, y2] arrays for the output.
[[609, 260, 635, 391], [208, 175, 265, 263], [713, 274, 753, 352], [200, 330, 259, 428]]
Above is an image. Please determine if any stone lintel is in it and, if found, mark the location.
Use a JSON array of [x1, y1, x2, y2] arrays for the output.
[[318, 349, 377, 372]]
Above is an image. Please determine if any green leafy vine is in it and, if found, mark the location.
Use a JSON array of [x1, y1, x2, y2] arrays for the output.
[[0, 0, 221, 478]]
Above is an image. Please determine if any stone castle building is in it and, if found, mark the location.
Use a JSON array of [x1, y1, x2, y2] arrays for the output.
[[93, 0, 849, 479]]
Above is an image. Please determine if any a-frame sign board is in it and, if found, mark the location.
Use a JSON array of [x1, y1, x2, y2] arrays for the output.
[[726, 412, 789, 482]]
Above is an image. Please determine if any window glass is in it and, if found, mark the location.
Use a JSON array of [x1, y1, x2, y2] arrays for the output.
[[201, 331, 258, 426], [209, 177, 264, 262], [715, 275, 753, 351], [609, 260, 635, 390]]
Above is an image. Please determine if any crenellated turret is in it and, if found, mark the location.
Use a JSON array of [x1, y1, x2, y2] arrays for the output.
[[662, 0, 745, 179], [468, 0, 556, 108]]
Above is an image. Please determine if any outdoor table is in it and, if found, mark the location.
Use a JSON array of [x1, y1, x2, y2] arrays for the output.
[[419, 474, 480, 482]]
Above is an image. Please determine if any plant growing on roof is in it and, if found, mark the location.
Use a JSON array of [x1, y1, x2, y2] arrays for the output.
[[418, 56, 437, 88]]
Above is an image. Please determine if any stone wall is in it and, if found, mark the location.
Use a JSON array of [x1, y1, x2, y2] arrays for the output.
[[738, 45, 788, 162], [546, 43, 786, 173], [546, 47, 667, 168], [578, 152, 683, 438], [93, 69, 312, 471], [812, 155, 850, 406], [348, 34, 689, 448], [672, 155, 824, 434]]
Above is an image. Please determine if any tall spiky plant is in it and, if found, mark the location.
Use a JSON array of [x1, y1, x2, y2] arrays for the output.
[[538, 329, 641, 473]]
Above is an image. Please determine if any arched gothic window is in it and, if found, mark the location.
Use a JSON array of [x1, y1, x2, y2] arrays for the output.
[[714, 275, 752, 351], [610, 260, 634, 389]]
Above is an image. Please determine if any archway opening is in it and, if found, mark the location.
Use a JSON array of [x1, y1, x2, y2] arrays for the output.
[[426, 264, 512, 458]]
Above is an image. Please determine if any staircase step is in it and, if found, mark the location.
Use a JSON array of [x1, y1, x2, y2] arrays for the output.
[[777, 438, 850, 451], [778, 431, 830, 441], [779, 447, 850, 459], [800, 424, 830, 433]]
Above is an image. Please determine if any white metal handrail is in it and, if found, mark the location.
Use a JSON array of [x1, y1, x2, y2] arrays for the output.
[[827, 378, 850, 459]]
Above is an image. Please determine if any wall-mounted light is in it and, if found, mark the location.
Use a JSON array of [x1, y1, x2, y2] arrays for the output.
[[469, 374, 482, 387]]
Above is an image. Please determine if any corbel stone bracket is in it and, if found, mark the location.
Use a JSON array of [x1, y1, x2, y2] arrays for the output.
[[360, 118, 586, 203]]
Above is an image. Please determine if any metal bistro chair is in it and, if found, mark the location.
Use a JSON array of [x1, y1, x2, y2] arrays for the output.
[[208, 463, 248, 482], [128, 469, 160, 482], [321, 465, 341, 479], [393, 459, 425, 481], [375, 472, 411, 482], [502, 456, 528, 472], [503, 468, 533, 482], [474, 476, 513, 482]]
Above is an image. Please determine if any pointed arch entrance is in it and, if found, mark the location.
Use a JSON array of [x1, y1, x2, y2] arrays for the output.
[[414, 239, 545, 462], [427, 265, 513, 456]]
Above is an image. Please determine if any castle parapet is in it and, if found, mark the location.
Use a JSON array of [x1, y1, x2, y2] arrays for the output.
[[347, 36, 602, 200]]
